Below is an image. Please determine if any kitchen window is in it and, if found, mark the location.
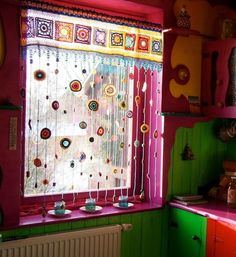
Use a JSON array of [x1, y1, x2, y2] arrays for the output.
[[20, 2, 163, 205]]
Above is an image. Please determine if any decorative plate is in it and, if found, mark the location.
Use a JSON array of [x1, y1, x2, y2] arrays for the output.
[[79, 205, 103, 213], [113, 202, 134, 209], [47, 209, 72, 216]]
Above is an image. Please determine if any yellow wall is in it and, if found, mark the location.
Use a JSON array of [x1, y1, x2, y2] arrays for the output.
[[170, 35, 202, 107], [167, 0, 236, 112]]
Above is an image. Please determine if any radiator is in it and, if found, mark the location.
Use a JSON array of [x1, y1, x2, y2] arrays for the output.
[[0, 225, 122, 257]]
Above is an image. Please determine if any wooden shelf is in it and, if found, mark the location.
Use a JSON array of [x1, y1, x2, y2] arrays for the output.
[[160, 112, 203, 117], [163, 27, 200, 37], [202, 106, 236, 119], [0, 105, 22, 110]]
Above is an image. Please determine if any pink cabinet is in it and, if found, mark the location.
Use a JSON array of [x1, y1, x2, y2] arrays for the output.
[[202, 39, 236, 118]]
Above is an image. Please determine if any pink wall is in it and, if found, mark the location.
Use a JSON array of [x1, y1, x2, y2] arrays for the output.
[[0, 1, 22, 228]]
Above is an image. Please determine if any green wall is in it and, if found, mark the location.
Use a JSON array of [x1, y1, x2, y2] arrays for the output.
[[167, 119, 231, 199], [0, 209, 168, 257]]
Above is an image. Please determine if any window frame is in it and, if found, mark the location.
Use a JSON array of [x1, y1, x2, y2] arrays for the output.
[[19, 1, 163, 209], [0, 0, 164, 229]]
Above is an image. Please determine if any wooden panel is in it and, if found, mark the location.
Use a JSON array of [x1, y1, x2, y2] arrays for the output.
[[167, 119, 227, 199], [120, 214, 138, 257], [141, 209, 168, 257]]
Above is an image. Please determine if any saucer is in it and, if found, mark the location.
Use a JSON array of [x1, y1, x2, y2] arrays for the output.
[[48, 209, 72, 216], [80, 205, 103, 213], [113, 202, 134, 209]]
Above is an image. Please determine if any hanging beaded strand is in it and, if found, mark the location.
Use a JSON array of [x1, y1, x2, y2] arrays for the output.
[[71, 50, 78, 202], [34, 45, 42, 191], [102, 63, 114, 202], [154, 69, 159, 198], [124, 62, 129, 197], [124, 62, 130, 197], [140, 68, 148, 197], [25, 48, 33, 189], [101, 61, 108, 204], [52, 48, 59, 191], [147, 69, 153, 202], [42, 48, 51, 216], [124, 63, 133, 197], [119, 62, 125, 197], [132, 66, 140, 198]]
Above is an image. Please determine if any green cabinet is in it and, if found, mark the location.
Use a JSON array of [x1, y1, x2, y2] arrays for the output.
[[168, 208, 207, 257]]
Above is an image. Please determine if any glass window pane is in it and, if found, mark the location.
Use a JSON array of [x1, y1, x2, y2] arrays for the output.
[[24, 46, 134, 196]]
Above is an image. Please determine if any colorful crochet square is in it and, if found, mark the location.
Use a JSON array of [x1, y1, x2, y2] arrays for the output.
[[55, 21, 74, 43], [93, 28, 107, 47], [137, 35, 150, 52], [152, 39, 162, 55], [110, 31, 124, 47], [35, 17, 53, 39], [75, 25, 92, 44], [21, 16, 35, 38], [125, 33, 136, 51]]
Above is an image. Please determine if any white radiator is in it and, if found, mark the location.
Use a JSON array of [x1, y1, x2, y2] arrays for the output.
[[0, 225, 122, 257]]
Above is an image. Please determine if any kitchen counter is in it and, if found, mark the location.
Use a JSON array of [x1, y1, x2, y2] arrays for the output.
[[169, 199, 236, 226]]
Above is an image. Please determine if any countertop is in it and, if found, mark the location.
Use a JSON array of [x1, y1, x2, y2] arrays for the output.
[[169, 199, 236, 226]]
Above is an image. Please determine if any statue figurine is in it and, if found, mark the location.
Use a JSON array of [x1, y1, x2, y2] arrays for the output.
[[181, 143, 194, 160], [176, 5, 191, 29]]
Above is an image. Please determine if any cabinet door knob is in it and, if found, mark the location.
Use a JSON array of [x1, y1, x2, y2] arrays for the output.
[[192, 235, 200, 241], [170, 221, 178, 228]]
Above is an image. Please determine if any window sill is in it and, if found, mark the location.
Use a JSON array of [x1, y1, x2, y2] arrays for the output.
[[18, 202, 162, 229]]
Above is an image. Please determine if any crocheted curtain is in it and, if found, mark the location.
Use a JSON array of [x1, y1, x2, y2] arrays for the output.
[[20, 1, 162, 200]]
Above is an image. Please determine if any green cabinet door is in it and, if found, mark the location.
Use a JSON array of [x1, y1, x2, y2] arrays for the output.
[[168, 208, 207, 257]]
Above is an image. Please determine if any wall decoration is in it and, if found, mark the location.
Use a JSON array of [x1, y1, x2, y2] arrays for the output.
[[87, 99, 99, 111], [176, 5, 191, 29], [174, 64, 190, 85], [97, 126, 104, 136], [60, 138, 71, 149], [104, 84, 116, 97], [40, 128, 51, 140], [69, 80, 82, 92], [34, 69, 46, 81], [52, 100, 59, 110], [33, 158, 42, 167], [79, 121, 87, 129], [9, 117, 18, 151], [181, 143, 194, 160], [181, 133, 194, 160]]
